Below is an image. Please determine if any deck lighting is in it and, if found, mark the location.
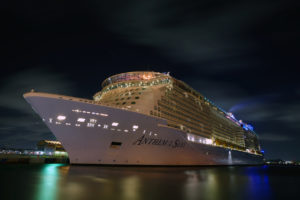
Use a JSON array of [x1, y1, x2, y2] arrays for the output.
[[57, 115, 66, 121]]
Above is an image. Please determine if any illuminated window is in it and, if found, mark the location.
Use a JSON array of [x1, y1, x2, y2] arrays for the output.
[[65, 123, 71, 126], [133, 125, 139, 129], [77, 118, 85, 122], [90, 119, 97, 123], [112, 122, 119, 127], [205, 139, 213, 145], [124, 129, 128, 132], [100, 113, 108, 117], [87, 123, 95, 127], [103, 124, 108, 129], [98, 124, 101, 127], [57, 115, 66, 121], [75, 124, 80, 127], [49, 118, 53, 123]]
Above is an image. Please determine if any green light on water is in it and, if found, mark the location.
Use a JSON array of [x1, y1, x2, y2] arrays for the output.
[[35, 164, 63, 200]]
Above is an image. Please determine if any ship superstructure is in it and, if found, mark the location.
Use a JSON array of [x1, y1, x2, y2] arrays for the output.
[[24, 71, 263, 165]]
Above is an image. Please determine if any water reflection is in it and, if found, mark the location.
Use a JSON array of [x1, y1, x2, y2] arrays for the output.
[[35, 164, 65, 200], [121, 176, 140, 200], [3, 164, 282, 200], [245, 166, 271, 199], [183, 166, 272, 200], [184, 170, 220, 200]]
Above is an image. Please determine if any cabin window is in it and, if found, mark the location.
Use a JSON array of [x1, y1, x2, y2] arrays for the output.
[[110, 142, 122, 149]]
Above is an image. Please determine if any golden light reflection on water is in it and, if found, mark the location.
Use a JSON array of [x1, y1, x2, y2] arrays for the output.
[[121, 176, 140, 200], [30, 165, 274, 200], [184, 170, 220, 200]]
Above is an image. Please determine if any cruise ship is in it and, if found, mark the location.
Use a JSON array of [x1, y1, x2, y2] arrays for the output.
[[24, 71, 264, 165]]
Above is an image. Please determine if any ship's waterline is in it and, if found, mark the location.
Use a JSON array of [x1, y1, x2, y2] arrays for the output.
[[24, 71, 264, 165]]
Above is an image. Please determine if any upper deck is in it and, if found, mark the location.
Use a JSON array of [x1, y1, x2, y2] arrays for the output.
[[101, 71, 168, 88], [96, 71, 257, 137]]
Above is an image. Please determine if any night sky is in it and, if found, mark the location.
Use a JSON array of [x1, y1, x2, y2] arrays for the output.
[[1, 0, 300, 160]]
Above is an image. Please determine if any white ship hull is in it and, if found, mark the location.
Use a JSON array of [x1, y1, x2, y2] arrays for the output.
[[24, 93, 264, 165]]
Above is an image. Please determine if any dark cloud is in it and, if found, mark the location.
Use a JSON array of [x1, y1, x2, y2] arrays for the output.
[[94, 0, 284, 69], [259, 133, 292, 142], [0, 68, 74, 148]]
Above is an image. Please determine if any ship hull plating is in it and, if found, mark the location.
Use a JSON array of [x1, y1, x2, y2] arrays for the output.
[[24, 93, 264, 165]]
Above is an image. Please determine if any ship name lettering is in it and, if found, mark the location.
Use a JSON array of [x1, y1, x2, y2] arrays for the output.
[[132, 135, 184, 148]]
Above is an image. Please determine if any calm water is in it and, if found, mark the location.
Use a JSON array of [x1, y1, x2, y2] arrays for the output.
[[0, 164, 299, 200]]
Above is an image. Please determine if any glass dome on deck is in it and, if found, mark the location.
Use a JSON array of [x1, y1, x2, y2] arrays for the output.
[[101, 71, 167, 88]]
